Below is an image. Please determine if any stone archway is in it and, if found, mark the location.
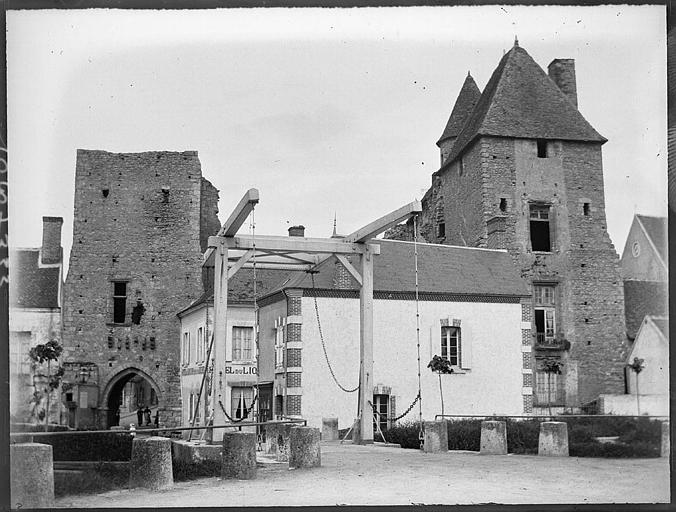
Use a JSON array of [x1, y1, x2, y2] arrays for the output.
[[101, 367, 162, 429]]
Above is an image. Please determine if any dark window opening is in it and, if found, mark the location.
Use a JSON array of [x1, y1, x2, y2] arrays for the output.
[[529, 204, 551, 252], [131, 301, 146, 325], [458, 158, 464, 176], [437, 222, 446, 238], [113, 281, 127, 324], [583, 203, 590, 216], [537, 139, 547, 158], [66, 392, 73, 402], [373, 394, 390, 435], [499, 198, 507, 212], [102, 188, 109, 198]]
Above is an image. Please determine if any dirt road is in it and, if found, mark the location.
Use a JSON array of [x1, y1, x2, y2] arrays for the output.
[[55, 441, 670, 507]]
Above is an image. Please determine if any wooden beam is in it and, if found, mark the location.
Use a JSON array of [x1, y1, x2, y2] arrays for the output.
[[229, 262, 314, 271], [355, 245, 375, 444], [212, 235, 368, 255], [221, 188, 260, 237], [335, 254, 362, 286], [344, 199, 422, 243], [227, 249, 254, 279], [210, 239, 228, 442]]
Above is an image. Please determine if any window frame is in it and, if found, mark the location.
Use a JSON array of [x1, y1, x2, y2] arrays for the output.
[[232, 326, 254, 362], [533, 283, 557, 345], [529, 203, 553, 252], [275, 322, 285, 370], [440, 325, 461, 367], [231, 386, 254, 420], [111, 280, 129, 325], [196, 327, 204, 363], [182, 331, 191, 365]]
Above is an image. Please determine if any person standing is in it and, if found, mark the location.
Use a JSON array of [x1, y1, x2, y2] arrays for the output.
[[137, 404, 144, 426], [144, 406, 152, 426]]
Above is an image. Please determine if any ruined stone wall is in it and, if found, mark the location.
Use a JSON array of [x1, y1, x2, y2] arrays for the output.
[[439, 140, 486, 247], [416, 136, 626, 405], [62, 149, 219, 427]]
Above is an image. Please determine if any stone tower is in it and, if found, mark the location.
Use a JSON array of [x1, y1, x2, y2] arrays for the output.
[[413, 42, 627, 410], [62, 149, 220, 428]]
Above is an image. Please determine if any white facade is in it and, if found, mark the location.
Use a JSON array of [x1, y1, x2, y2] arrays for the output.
[[290, 296, 525, 430], [178, 301, 259, 431], [626, 316, 669, 396], [10, 307, 63, 421]]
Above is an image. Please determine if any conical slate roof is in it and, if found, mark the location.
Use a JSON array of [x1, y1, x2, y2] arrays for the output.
[[436, 73, 482, 146], [441, 43, 606, 169]]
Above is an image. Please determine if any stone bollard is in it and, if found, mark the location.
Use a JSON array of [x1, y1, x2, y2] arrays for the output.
[[661, 421, 670, 458], [10, 443, 55, 509], [538, 421, 569, 457], [480, 420, 507, 455], [289, 427, 321, 468], [129, 436, 173, 490], [322, 417, 339, 441], [264, 422, 293, 461], [423, 420, 448, 453], [222, 432, 257, 479]]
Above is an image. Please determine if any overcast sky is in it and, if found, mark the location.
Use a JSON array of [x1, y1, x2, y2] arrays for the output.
[[7, 5, 666, 273]]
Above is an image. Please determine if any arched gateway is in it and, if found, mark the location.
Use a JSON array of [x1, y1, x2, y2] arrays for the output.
[[101, 367, 162, 428]]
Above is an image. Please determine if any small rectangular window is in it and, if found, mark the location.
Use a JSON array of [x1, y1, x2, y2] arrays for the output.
[[197, 327, 204, 362], [232, 326, 254, 361], [112, 281, 127, 324], [537, 139, 548, 158], [583, 203, 590, 216], [183, 332, 190, 365], [529, 204, 552, 252], [437, 222, 446, 238], [441, 326, 461, 366], [275, 322, 285, 369]]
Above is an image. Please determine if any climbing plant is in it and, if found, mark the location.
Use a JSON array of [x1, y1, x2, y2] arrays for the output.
[[427, 355, 453, 417], [28, 339, 64, 431], [627, 357, 645, 416]]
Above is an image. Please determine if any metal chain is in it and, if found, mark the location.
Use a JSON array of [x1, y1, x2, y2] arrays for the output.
[[370, 392, 421, 423], [413, 215, 424, 448], [310, 273, 359, 393], [218, 395, 258, 423]]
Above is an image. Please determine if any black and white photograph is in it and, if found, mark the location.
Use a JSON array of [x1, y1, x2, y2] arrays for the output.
[[5, 3, 670, 507]]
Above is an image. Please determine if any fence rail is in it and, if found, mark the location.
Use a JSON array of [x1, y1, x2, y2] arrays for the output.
[[10, 418, 307, 439], [434, 414, 669, 420]]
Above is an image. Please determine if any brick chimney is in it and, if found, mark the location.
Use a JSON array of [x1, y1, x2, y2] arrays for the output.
[[41, 216, 63, 264], [548, 59, 578, 108], [288, 225, 305, 237]]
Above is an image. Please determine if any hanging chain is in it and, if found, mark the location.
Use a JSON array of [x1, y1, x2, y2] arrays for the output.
[[370, 391, 421, 422], [251, 207, 261, 423], [413, 214, 424, 448], [310, 273, 359, 393], [219, 396, 258, 423]]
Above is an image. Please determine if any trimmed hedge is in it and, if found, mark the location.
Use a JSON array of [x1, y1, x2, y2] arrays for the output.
[[54, 462, 129, 497], [385, 417, 663, 458], [37, 432, 134, 461], [173, 459, 222, 481]]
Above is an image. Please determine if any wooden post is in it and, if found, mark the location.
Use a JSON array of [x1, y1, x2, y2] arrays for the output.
[[211, 239, 228, 442], [356, 244, 374, 444]]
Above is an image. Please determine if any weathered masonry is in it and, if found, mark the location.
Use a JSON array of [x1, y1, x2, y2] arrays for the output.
[[61, 149, 220, 428], [389, 42, 627, 409]]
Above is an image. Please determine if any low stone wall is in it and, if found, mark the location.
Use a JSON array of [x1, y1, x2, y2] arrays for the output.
[[599, 394, 669, 416], [171, 440, 221, 464], [264, 422, 294, 461]]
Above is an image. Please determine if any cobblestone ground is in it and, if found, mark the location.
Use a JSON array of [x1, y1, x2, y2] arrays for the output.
[[55, 441, 670, 507]]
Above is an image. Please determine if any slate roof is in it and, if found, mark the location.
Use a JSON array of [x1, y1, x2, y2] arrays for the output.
[[637, 215, 668, 262], [441, 43, 606, 170], [267, 239, 530, 298], [436, 73, 482, 146], [177, 268, 299, 315], [623, 280, 668, 340], [9, 249, 61, 309]]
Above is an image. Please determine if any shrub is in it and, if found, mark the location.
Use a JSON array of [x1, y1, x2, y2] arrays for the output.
[[569, 441, 659, 458], [39, 432, 134, 461], [504, 419, 539, 454], [447, 420, 481, 451], [384, 421, 421, 449]]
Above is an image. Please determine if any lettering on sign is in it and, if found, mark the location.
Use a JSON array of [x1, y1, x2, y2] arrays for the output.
[[225, 366, 257, 375]]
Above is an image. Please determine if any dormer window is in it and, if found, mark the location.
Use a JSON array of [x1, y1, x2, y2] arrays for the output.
[[537, 139, 548, 158]]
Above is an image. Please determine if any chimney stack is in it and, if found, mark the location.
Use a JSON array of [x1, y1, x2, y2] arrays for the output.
[[288, 225, 305, 237], [548, 59, 578, 108], [41, 216, 63, 264]]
